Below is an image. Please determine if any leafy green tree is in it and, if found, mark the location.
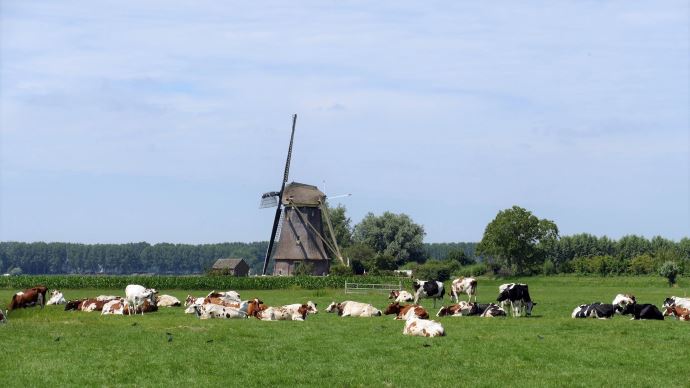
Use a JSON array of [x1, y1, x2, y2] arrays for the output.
[[352, 211, 426, 265], [476, 206, 559, 274], [446, 249, 473, 266]]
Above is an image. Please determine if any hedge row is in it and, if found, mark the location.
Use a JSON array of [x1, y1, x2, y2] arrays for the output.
[[0, 275, 411, 291]]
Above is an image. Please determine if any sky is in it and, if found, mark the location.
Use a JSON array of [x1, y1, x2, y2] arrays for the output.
[[0, 1, 688, 244]]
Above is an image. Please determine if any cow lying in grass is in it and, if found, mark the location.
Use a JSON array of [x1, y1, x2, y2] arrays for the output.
[[325, 301, 382, 317], [193, 304, 247, 320], [47, 290, 66, 305], [664, 305, 690, 321], [156, 295, 181, 307], [384, 302, 429, 320], [436, 302, 494, 317], [479, 303, 506, 317], [389, 290, 414, 303], [403, 317, 445, 337], [663, 296, 690, 310]]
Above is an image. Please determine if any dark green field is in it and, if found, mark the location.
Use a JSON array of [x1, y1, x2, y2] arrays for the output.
[[1, 277, 688, 387]]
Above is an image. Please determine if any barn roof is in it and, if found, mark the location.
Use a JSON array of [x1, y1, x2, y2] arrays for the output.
[[212, 258, 246, 269]]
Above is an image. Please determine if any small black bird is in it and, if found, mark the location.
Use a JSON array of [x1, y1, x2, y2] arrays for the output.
[[206, 339, 214, 343], [166, 333, 173, 342], [131, 322, 137, 327], [54, 336, 61, 342], [537, 335, 544, 340]]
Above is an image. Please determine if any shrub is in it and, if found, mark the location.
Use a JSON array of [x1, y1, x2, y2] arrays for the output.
[[453, 263, 488, 277], [542, 259, 557, 275], [329, 264, 353, 276], [628, 254, 656, 275], [658, 261, 680, 287]]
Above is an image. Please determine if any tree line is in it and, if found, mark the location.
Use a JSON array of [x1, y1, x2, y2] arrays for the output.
[[1, 204, 687, 278]]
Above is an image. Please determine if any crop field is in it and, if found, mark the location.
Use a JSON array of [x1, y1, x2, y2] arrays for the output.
[[0, 276, 688, 387]]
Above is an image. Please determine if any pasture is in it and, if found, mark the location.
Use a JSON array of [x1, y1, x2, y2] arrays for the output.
[[1, 276, 688, 387]]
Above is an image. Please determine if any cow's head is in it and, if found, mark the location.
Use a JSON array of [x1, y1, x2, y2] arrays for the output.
[[388, 290, 400, 300], [612, 294, 635, 309], [436, 305, 451, 317], [64, 299, 82, 311], [384, 302, 402, 315], [525, 301, 536, 316], [51, 290, 61, 297], [325, 302, 338, 313], [662, 297, 675, 308], [306, 301, 318, 314], [412, 280, 424, 292]]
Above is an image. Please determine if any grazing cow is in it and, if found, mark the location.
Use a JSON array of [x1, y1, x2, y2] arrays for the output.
[[619, 303, 664, 320], [496, 283, 535, 317], [125, 285, 157, 315], [0, 309, 7, 323], [403, 317, 445, 337], [389, 290, 414, 303], [194, 304, 247, 320], [46, 290, 66, 305], [436, 302, 474, 317], [325, 301, 382, 317], [480, 303, 507, 318], [664, 306, 690, 321], [384, 302, 429, 320], [412, 280, 445, 307], [8, 286, 48, 311], [156, 295, 181, 307], [663, 296, 690, 310], [450, 277, 478, 303]]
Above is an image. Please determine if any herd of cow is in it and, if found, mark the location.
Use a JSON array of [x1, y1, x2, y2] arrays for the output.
[[1, 277, 688, 338]]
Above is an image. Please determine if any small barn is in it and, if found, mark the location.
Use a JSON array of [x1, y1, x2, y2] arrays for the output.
[[210, 258, 250, 277]]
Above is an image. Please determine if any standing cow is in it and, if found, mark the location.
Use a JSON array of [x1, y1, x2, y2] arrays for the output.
[[450, 277, 477, 303], [496, 283, 535, 317], [125, 285, 157, 315], [412, 280, 445, 307], [8, 286, 48, 312]]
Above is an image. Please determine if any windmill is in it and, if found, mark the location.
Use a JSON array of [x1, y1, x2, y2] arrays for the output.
[[260, 114, 345, 276]]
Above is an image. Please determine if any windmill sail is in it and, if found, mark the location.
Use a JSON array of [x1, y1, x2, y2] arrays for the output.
[[261, 114, 297, 275]]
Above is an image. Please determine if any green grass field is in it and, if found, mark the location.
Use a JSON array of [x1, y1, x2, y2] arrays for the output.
[[1, 276, 688, 387]]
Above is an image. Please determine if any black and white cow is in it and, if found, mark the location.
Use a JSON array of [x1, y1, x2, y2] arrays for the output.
[[412, 279, 445, 307], [496, 283, 535, 317], [619, 303, 664, 320], [572, 302, 620, 319], [571, 303, 597, 318]]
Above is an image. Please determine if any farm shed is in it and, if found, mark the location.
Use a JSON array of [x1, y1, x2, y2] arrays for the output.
[[210, 258, 250, 276]]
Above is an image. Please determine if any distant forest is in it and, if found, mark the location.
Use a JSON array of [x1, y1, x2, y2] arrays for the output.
[[0, 241, 476, 275], [0, 235, 687, 275]]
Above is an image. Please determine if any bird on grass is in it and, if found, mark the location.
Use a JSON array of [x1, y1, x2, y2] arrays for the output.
[[166, 332, 173, 342]]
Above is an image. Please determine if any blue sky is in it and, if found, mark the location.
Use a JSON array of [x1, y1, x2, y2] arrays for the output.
[[1, 1, 688, 244]]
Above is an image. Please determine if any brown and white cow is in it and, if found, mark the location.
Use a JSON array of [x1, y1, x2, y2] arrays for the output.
[[325, 301, 382, 317], [436, 301, 475, 317], [8, 286, 48, 311], [403, 317, 445, 337], [281, 301, 318, 316], [101, 299, 129, 315], [388, 290, 414, 303], [664, 305, 690, 321], [384, 302, 429, 320], [480, 303, 507, 318], [156, 295, 181, 307], [450, 277, 478, 303]]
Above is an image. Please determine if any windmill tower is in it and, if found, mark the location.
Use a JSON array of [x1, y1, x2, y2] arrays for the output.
[[260, 115, 345, 276]]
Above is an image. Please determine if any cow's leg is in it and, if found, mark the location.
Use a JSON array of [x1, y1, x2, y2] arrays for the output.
[[38, 294, 44, 309]]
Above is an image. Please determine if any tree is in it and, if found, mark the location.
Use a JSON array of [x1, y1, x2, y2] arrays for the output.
[[352, 211, 426, 265], [446, 249, 473, 266], [476, 206, 559, 274]]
